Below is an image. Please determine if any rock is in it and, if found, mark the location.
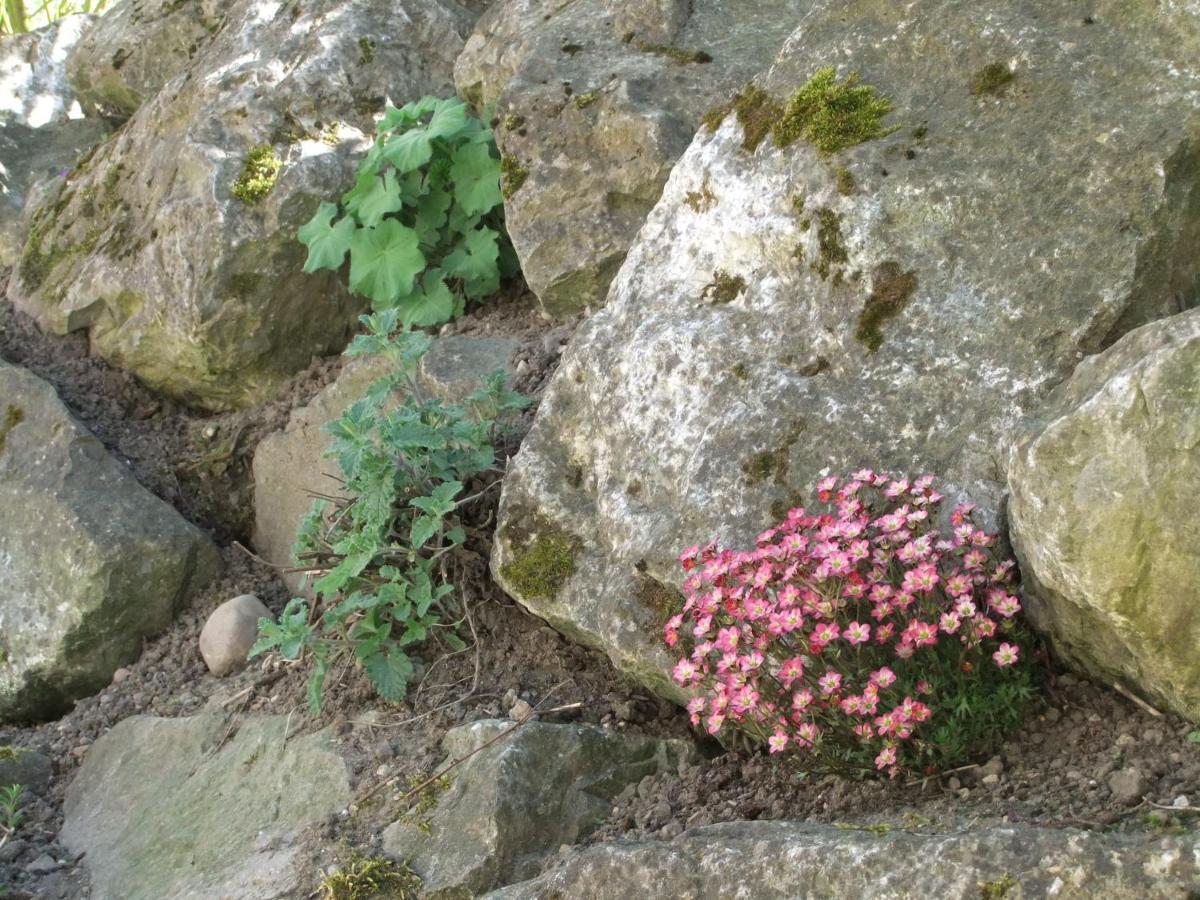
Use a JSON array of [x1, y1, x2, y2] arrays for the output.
[[382, 718, 696, 895], [487, 821, 1200, 899], [0, 837, 27, 863], [1009, 308, 1200, 722], [253, 335, 516, 591], [0, 15, 93, 127], [0, 362, 220, 721], [8, 0, 476, 411], [198, 594, 272, 676], [0, 117, 113, 266], [0, 746, 53, 793], [1107, 768, 1151, 806], [457, 0, 799, 314], [26, 853, 60, 875], [61, 712, 350, 900], [66, 0, 228, 117], [492, 0, 1200, 697]]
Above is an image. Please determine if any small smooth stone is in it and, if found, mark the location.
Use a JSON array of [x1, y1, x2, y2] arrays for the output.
[[199, 594, 272, 676]]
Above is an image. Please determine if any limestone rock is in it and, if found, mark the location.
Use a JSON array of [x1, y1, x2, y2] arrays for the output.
[[0, 361, 220, 721], [0, 746, 52, 794], [457, 0, 800, 314], [382, 719, 696, 895], [199, 594, 272, 677], [253, 335, 516, 591], [492, 0, 1200, 697], [61, 712, 350, 900], [0, 117, 113, 266], [487, 821, 1200, 899], [66, 0, 229, 117], [1009, 308, 1200, 722], [0, 15, 93, 127], [8, 0, 475, 410]]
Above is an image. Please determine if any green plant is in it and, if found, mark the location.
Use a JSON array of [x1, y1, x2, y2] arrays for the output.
[[251, 310, 529, 712], [2, 0, 109, 34], [298, 96, 517, 328], [0, 784, 23, 849], [231, 145, 281, 205], [320, 853, 420, 899]]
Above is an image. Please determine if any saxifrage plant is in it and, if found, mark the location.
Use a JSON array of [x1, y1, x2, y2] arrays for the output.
[[250, 309, 529, 712], [666, 471, 1036, 777], [297, 96, 517, 328]]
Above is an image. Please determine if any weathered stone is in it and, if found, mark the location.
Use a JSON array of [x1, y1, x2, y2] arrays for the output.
[[492, 0, 1200, 696], [0, 746, 52, 794], [9, 0, 475, 410], [487, 821, 1200, 898], [1009, 308, 1200, 722], [199, 594, 272, 677], [0, 361, 220, 721], [0, 117, 113, 266], [0, 15, 93, 127], [382, 718, 696, 895], [457, 0, 800, 314], [253, 335, 516, 591], [66, 0, 228, 117], [61, 712, 350, 900]]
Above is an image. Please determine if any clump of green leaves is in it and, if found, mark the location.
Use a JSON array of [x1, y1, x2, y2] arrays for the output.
[[298, 96, 517, 328], [0, 785, 23, 847], [773, 67, 895, 155], [251, 310, 529, 712], [232, 145, 282, 204], [320, 853, 420, 900]]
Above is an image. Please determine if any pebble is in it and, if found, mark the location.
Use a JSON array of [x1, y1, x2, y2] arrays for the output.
[[199, 594, 272, 676], [0, 839, 27, 863], [980, 755, 1005, 778], [111, 667, 131, 685], [1172, 795, 1190, 808], [508, 698, 534, 720], [659, 820, 684, 840], [981, 774, 1000, 787], [1107, 767, 1150, 805], [27, 853, 61, 874]]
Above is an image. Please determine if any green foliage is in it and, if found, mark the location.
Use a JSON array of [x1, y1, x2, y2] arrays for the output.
[[231, 145, 282, 205], [0, 784, 23, 839], [773, 67, 895, 155], [972, 62, 1016, 97], [320, 853, 420, 900], [251, 311, 529, 712], [1, 0, 110, 34], [299, 96, 516, 328]]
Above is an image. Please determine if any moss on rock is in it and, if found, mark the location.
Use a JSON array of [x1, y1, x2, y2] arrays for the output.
[[773, 67, 895, 155], [855, 261, 918, 353], [972, 62, 1016, 97], [231, 145, 281, 205], [500, 519, 580, 602], [501, 156, 529, 199]]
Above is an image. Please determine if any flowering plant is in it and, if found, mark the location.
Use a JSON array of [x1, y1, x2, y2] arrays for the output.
[[666, 471, 1035, 776]]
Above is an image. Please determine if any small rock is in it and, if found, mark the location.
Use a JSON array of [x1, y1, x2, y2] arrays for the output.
[[613, 700, 637, 722], [509, 698, 535, 720], [660, 820, 684, 840], [637, 775, 657, 800], [1172, 795, 1190, 808], [980, 755, 1005, 778], [1107, 767, 1150, 805], [1116, 733, 1137, 749], [1094, 759, 1118, 780], [111, 667, 131, 685], [0, 838, 28, 863], [0, 747, 53, 793], [649, 800, 672, 827], [947, 776, 961, 791], [199, 594, 272, 676], [982, 773, 1000, 787], [27, 853, 61, 874], [1043, 707, 1062, 724]]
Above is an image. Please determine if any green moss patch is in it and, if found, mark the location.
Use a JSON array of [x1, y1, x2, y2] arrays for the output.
[[835, 166, 856, 196], [320, 853, 420, 899], [231, 145, 281, 205], [854, 261, 918, 353], [684, 174, 717, 213], [773, 67, 895, 155], [636, 574, 686, 626], [500, 520, 579, 602], [811, 207, 848, 281], [574, 91, 599, 109], [500, 156, 529, 199], [356, 36, 375, 65], [972, 62, 1016, 97], [702, 269, 747, 304]]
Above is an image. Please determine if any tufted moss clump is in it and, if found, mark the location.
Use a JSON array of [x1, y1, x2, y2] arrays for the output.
[[503, 114, 525, 131], [320, 854, 420, 900], [357, 36, 375, 65], [978, 874, 1019, 899], [574, 91, 599, 109], [972, 62, 1015, 97], [835, 166, 856, 195], [231, 145, 282, 205], [500, 156, 529, 199], [636, 574, 686, 626], [701, 83, 783, 153], [855, 261, 918, 353], [773, 67, 894, 155], [501, 527, 578, 601], [811, 207, 848, 281], [684, 174, 716, 213], [0, 406, 23, 455], [702, 269, 746, 304], [0, 745, 25, 761]]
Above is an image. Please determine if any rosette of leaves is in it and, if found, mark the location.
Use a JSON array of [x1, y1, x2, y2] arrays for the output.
[[251, 310, 529, 712], [298, 96, 518, 327]]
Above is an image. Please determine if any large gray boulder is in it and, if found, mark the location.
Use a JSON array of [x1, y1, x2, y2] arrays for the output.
[[382, 719, 696, 895], [1009, 308, 1200, 722], [0, 361, 220, 721], [253, 334, 516, 592], [8, 0, 476, 411], [66, 0, 229, 117], [61, 712, 351, 900], [492, 1, 1200, 695], [0, 15, 93, 127], [488, 821, 1200, 899], [457, 0, 801, 315]]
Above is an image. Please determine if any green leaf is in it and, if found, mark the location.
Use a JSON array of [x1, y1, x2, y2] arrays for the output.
[[412, 481, 463, 517], [428, 97, 470, 140], [382, 127, 433, 174], [1189, 731, 1200, 744], [350, 169, 404, 227], [399, 268, 455, 328], [378, 96, 438, 135], [298, 202, 355, 273], [414, 187, 452, 250], [443, 226, 501, 298], [410, 515, 441, 549], [364, 650, 414, 701], [307, 654, 330, 715], [449, 142, 503, 217], [349, 219, 425, 304], [443, 631, 467, 652]]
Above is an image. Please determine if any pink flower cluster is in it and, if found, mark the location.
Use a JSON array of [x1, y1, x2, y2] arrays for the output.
[[664, 471, 1024, 776]]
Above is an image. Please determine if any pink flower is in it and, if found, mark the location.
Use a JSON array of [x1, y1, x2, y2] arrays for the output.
[[792, 689, 814, 711], [811, 622, 840, 646], [993, 643, 1019, 667], [706, 713, 725, 735], [954, 598, 977, 618], [818, 671, 843, 695], [768, 730, 790, 753], [778, 657, 805, 688], [869, 666, 897, 688], [672, 658, 699, 685], [939, 612, 961, 634], [844, 621, 871, 646], [715, 626, 740, 653], [796, 721, 819, 747], [875, 746, 898, 770], [874, 622, 895, 644]]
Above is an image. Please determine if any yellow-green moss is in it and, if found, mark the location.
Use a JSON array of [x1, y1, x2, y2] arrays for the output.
[[357, 36, 375, 65], [636, 574, 686, 626], [500, 525, 578, 601], [730, 362, 750, 380], [0, 406, 24, 455], [231, 145, 281, 205], [700, 82, 784, 153], [773, 67, 895, 155], [635, 40, 712, 65], [574, 92, 599, 109], [811, 207, 848, 281], [855, 261, 918, 353], [503, 113, 525, 131], [500, 156, 528, 199], [702, 269, 746, 304], [320, 853, 420, 900], [684, 174, 716, 213], [835, 166, 856, 196], [971, 62, 1015, 97], [0, 745, 25, 762], [978, 874, 1018, 899]]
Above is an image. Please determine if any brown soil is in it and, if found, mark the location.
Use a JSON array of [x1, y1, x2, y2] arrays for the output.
[[0, 278, 1197, 900]]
